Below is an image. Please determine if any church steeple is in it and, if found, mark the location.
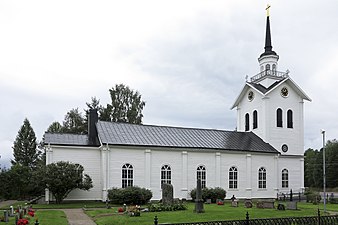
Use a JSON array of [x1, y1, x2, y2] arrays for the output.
[[260, 15, 277, 57], [260, 5, 277, 57]]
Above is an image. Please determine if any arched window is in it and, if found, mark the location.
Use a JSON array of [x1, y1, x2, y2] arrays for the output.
[[122, 163, 133, 188], [265, 64, 270, 71], [229, 166, 238, 189], [245, 113, 250, 131], [253, 110, 258, 129], [272, 64, 276, 74], [197, 165, 206, 188], [282, 169, 289, 188], [287, 110, 293, 128], [277, 108, 283, 127], [161, 165, 171, 185], [258, 167, 266, 189]]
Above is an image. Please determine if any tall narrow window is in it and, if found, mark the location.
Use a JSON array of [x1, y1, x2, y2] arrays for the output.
[[277, 108, 283, 127], [253, 110, 258, 129], [258, 167, 266, 189], [287, 110, 293, 128], [265, 64, 270, 71], [229, 166, 238, 189], [245, 113, 250, 131], [122, 163, 133, 188], [282, 169, 289, 188], [197, 165, 206, 188], [161, 165, 171, 185], [272, 64, 276, 74]]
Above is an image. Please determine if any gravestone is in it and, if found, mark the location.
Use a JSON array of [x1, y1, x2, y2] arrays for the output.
[[3, 210, 9, 222], [162, 183, 174, 205], [262, 201, 274, 209], [231, 199, 238, 207], [205, 199, 211, 204], [277, 203, 285, 210], [194, 178, 204, 213], [287, 201, 297, 210], [244, 199, 253, 208], [10, 206, 14, 216]]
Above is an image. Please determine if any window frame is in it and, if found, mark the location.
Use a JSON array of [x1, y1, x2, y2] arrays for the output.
[[258, 167, 267, 189], [197, 165, 206, 188], [287, 109, 293, 128], [282, 169, 289, 188], [277, 108, 283, 127], [122, 163, 133, 188], [253, 110, 258, 129], [245, 113, 250, 131], [229, 166, 238, 189], [161, 164, 172, 185]]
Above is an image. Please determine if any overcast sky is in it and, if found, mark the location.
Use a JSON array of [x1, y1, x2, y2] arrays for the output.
[[1, 1, 338, 168]]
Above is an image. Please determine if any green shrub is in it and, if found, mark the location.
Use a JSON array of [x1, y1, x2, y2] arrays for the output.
[[189, 187, 226, 203], [148, 203, 187, 212], [304, 189, 321, 204], [108, 186, 152, 205]]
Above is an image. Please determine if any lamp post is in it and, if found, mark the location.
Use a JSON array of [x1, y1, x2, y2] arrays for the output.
[[321, 129, 326, 213]]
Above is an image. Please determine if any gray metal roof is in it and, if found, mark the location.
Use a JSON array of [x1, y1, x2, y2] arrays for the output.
[[44, 133, 89, 146], [96, 121, 279, 154]]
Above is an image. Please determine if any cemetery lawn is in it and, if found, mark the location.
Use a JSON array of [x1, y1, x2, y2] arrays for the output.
[[5, 210, 68, 225], [86, 202, 338, 225]]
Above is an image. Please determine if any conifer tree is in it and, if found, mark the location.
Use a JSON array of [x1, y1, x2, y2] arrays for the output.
[[11, 118, 40, 169]]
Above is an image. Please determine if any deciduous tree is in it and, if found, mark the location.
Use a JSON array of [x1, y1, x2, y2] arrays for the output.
[[45, 161, 93, 204]]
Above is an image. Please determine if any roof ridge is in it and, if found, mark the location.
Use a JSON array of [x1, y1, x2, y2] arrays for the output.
[[97, 120, 237, 133]]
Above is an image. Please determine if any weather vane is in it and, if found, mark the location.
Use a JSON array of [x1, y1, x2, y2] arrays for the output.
[[266, 4, 271, 17]]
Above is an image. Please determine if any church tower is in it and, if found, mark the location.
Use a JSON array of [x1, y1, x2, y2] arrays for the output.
[[231, 7, 311, 156]]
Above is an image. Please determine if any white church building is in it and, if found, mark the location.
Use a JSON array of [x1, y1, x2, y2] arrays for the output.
[[44, 13, 311, 201]]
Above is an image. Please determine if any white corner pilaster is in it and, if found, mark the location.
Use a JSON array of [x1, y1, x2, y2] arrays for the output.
[[215, 152, 221, 187], [144, 149, 152, 188], [274, 155, 279, 193], [246, 154, 252, 198], [181, 151, 188, 198]]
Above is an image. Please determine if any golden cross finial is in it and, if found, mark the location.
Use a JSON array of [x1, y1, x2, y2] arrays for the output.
[[266, 4, 271, 17]]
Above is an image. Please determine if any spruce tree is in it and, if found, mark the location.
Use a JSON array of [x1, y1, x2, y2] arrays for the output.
[[11, 118, 40, 169]]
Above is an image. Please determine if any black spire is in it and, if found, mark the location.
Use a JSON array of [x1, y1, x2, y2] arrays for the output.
[[260, 15, 277, 58]]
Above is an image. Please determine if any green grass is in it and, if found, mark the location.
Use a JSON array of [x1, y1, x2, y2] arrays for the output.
[[86, 202, 338, 225], [3, 210, 68, 225]]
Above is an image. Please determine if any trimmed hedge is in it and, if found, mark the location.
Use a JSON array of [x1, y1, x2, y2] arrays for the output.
[[190, 187, 226, 203], [108, 186, 152, 205]]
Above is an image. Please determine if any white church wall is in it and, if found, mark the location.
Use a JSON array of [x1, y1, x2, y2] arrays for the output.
[[49, 146, 102, 200], [266, 83, 304, 156], [278, 156, 304, 193]]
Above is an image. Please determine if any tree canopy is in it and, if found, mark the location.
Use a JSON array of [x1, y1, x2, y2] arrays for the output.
[[45, 161, 93, 204], [46, 84, 146, 134], [304, 139, 338, 188]]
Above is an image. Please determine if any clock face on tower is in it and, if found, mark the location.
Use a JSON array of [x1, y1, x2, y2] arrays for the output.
[[281, 144, 288, 153], [248, 91, 254, 101], [281, 87, 289, 97]]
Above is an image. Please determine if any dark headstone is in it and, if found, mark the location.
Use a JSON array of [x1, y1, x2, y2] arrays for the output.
[[162, 183, 174, 205], [194, 179, 204, 213], [290, 189, 293, 202], [277, 203, 285, 210], [3, 210, 9, 222], [244, 199, 253, 208]]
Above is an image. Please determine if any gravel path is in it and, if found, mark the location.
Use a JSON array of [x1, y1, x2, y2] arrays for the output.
[[0, 200, 18, 208], [63, 208, 97, 225]]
